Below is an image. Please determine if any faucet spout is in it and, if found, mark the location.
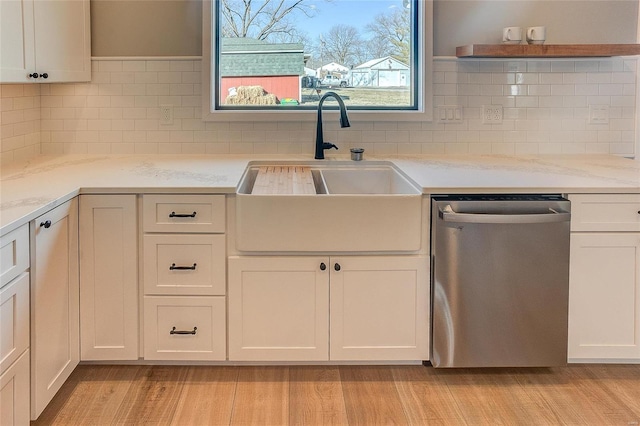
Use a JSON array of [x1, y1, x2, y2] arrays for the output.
[[315, 91, 350, 160]]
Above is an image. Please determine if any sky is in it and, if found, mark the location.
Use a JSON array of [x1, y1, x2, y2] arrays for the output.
[[295, 0, 405, 40]]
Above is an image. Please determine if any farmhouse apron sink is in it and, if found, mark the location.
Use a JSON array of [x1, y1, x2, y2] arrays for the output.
[[235, 161, 422, 252]]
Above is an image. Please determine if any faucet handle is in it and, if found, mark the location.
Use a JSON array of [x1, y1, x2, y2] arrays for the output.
[[323, 143, 338, 151]]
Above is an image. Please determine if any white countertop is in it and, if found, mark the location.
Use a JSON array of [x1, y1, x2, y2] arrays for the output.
[[2, 154, 639, 235]]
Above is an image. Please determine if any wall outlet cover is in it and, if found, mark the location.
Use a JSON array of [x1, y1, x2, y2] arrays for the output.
[[589, 105, 610, 124], [160, 105, 173, 125], [482, 105, 503, 124]]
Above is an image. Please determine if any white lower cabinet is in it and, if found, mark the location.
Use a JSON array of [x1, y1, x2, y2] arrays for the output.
[[228, 256, 329, 361], [569, 233, 640, 360], [141, 194, 227, 362], [31, 199, 79, 420], [143, 234, 226, 296], [79, 195, 138, 361], [0, 350, 30, 426], [228, 255, 429, 362], [568, 193, 640, 362], [143, 296, 226, 361], [330, 256, 429, 361], [0, 271, 30, 425]]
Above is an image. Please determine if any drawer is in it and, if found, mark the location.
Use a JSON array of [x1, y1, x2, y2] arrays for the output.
[[143, 195, 225, 233], [1, 225, 29, 288], [143, 296, 226, 361], [143, 234, 226, 296], [1, 273, 29, 375], [0, 349, 30, 426], [569, 194, 640, 232]]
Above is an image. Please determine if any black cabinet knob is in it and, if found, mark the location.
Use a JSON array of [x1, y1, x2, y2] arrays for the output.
[[29, 73, 39, 79], [320, 262, 326, 271], [40, 220, 52, 228], [334, 263, 341, 271], [40, 73, 48, 79]]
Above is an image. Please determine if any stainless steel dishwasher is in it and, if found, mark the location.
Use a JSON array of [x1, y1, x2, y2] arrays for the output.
[[431, 195, 571, 368]]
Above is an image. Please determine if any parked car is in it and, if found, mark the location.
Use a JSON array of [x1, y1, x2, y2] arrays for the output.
[[301, 76, 319, 88], [320, 75, 348, 87]]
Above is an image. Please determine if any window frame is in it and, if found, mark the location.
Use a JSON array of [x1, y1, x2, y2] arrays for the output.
[[202, 0, 432, 122]]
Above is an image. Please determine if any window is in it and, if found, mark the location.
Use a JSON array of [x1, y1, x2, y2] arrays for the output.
[[203, 0, 432, 121]]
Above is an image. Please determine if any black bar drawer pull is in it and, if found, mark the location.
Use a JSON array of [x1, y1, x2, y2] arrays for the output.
[[169, 211, 197, 218], [169, 263, 197, 271], [170, 326, 197, 335]]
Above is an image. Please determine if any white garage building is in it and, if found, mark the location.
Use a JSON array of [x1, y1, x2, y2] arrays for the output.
[[351, 56, 410, 87]]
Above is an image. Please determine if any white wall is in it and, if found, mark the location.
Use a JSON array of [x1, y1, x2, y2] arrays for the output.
[[1, 1, 638, 164]]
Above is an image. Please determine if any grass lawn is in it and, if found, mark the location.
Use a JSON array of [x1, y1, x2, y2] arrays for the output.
[[299, 86, 411, 107]]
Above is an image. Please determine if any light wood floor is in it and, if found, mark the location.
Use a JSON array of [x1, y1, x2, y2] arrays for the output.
[[32, 364, 640, 425]]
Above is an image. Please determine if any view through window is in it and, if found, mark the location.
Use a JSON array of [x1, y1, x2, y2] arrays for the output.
[[214, 0, 418, 110]]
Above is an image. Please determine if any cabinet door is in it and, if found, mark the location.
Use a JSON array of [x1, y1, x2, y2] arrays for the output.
[[0, 350, 30, 426], [228, 256, 329, 361], [330, 256, 429, 361], [569, 233, 640, 360], [79, 195, 138, 361], [0, 0, 90, 83], [1, 273, 30, 374], [31, 198, 79, 420], [0, 0, 35, 82]]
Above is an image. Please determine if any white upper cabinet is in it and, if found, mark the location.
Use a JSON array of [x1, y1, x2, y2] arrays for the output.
[[0, 0, 91, 83]]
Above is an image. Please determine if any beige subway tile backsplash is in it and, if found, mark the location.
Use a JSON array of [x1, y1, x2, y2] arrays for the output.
[[1, 57, 637, 164]]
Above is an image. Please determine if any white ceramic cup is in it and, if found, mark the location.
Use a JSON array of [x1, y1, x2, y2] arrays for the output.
[[502, 27, 522, 44], [526, 26, 546, 44]]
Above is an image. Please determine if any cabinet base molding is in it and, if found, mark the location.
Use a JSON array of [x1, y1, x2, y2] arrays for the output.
[[78, 359, 426, 366]]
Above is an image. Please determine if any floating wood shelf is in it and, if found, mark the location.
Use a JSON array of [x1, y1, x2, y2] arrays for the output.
[[456, 44, 640, 58]]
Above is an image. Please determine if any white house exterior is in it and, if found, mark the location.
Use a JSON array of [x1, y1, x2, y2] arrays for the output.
[[351, 56, 410, 87]]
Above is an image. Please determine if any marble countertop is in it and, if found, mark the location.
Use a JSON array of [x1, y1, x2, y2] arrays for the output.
[[2, 154, 639, 235]]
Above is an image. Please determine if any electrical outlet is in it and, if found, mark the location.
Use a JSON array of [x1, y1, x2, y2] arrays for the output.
[[160, 105, 173, 125], [437, 105, 463, 123], [589, 105, 609, 124], [482, 105, 503, 124]]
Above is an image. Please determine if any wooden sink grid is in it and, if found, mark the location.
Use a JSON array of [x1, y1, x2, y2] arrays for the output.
[[251, 166, 316, 195]]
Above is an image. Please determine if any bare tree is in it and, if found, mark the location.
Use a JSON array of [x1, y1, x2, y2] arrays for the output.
[[365, 8, 411, 64], [220, 0, 316, 41], [320, 25, 362, 67], [268, 27, 311, 46], [362, 36, 394, 61]]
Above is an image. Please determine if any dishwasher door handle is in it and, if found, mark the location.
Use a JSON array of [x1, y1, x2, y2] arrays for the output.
[[440, 206, 571, 224]]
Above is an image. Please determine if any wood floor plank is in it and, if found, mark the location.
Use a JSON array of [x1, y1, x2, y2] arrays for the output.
[[230, 366, 289, 425], [170, 366, 239, 426], [514, 365, 638, 425], [46, 365, 140, 425], [339, 366, 409, 425], [289, 366, 349, 426], [391, 366, 467, 425], [586, 364, 640, 417], [565, 365, 640, 424], [31, 364, 90, 425], [111, 365, 188, 425], [437, 368, 559, 425]]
